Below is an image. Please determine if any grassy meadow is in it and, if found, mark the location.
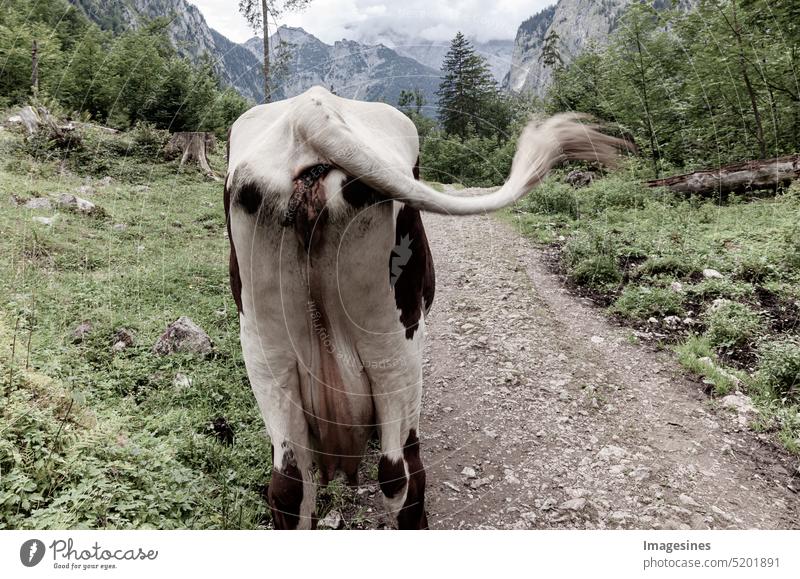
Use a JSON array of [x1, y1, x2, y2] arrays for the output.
[[0, 123, 280, 528]]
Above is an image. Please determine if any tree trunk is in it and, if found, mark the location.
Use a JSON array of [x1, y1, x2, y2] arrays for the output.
[[31, 39, 39, 96], [262, 0, 270, 103], [165, 132, 217, 176], [644, 155, 800, 196]]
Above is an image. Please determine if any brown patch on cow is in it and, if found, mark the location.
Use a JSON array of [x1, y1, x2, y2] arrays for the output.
[[285, 164, 332, 251], [378, 454, 407, 499], [397, 429, 428, 529], [267, 448, 304, 530], [223, 179, 243, 314], [392, 206, 435, 339]]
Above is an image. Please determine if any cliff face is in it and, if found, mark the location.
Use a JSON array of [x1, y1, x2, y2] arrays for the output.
[[504, 0, 696, 97]]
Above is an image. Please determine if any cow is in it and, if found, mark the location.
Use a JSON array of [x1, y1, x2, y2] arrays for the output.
[[224, 86, 626, 529]]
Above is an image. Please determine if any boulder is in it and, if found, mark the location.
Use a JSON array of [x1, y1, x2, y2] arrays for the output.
[[24, 197, 53, 210], [70, 321, 93, 344], [57, 193, 98, 215], [111, 328, 135, 353], [153, 316, 213, 356], [702, 268, 724, 279]]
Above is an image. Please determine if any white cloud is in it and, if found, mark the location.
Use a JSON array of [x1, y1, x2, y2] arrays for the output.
[[191, 0, 555, 44]]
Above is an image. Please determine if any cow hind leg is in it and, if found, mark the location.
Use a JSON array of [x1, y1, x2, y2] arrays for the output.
[[380, 429, 428, 529], [267, 439, 317, 529], [376, 418, 428, 529]]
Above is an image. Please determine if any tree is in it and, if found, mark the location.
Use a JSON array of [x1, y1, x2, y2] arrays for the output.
[[436, 32, 499, 139], [238, 0, 312, 102], [539, 29, 563, 70]]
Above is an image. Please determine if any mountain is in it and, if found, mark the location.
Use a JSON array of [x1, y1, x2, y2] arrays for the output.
[[504, 0, 697, 97], [68, 0, 264, 102], [244, 27, 442, 113], [352, 30, 514, 84]]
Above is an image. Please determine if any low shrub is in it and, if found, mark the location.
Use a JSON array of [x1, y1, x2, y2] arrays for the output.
[[570, 254, 623, 289], [756, 338, 800, 401], [704, 301, 762, 350], [610, 285, 684, 320]]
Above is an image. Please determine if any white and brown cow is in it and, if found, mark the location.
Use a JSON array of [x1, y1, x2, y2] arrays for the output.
[[224, 86, 625, 529]]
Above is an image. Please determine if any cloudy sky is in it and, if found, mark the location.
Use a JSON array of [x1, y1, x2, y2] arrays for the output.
[[191, 0, 555, 44]]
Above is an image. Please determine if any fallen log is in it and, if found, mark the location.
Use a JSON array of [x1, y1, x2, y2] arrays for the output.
[[645, 154, 800, 196], [164, 131, 216, 176]]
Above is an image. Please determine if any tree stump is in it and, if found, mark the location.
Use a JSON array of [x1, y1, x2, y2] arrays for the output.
[[165, 132, 216, 176]]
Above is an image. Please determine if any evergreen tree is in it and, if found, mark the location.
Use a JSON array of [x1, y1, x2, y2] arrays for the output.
[[539, 29, 563, 69], [436, 32, 498, 139]]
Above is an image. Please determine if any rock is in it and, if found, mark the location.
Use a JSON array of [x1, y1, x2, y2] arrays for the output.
[[32, 216, 55, 226], [470, 477, 491, 489], [173, 373, 192, 389], [682, 317, 695, 326], [70, 321, 93, 343], [663, 315, 681, 328], [317, 510, 343, 529], [559, 497, 588, 511], [590, 335, 604, 344], [24, 197, 52, 210], [112, 223, 127, 232], [698, 357, 743, 388], [647, 317, 658, 324], [565, 170, 595, 188], [503, 468, 520, 484], [678, 494, 701, 508], [598, 445, 628, 461], [702, 268, 723, 279], [8, 194, 23, 206], [153, 316, 213, 356], [460, 466, 477, 479], [670, 281, 684, 292], [721, 392, 756, 426], [76, 185, 94, 196], [111, 328, 135, 353], [443, 481, 461, 493], [57, 193, 98, 215]]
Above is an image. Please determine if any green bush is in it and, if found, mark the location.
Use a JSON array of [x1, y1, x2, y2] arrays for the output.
[[610, 285, 684, 320], [756, 338, 800, 401], [636, 255, 695, 278], [420, 130, 514, 187], [519, 179, 579, 218], [687, 278, 755, 300], [130, 121, 169, 159], [704, 301, 761, 350], [570, 255, 623, 289], [734, 254, 775, 283]]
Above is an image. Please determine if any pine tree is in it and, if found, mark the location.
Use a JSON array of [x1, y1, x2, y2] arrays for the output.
[[436, 32, 498, 139], [539, 30, 563, 69]]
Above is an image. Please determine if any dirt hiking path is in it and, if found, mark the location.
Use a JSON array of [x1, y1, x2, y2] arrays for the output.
[[357, 186, 799, 530]]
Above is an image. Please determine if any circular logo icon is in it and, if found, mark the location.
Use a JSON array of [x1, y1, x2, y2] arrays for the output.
[[20, 539, 46, 567]]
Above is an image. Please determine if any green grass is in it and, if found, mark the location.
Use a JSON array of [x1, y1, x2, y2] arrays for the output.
[[0, 126, 272, 528], [507, 167, 800, 452]]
